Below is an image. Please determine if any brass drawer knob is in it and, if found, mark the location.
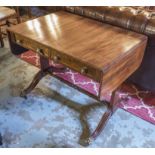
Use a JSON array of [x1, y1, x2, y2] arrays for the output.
[[81, 67, 88, 74], [53, 55, 60, 62], [16, 39, 22, 44], [36, 48, 44, 55]]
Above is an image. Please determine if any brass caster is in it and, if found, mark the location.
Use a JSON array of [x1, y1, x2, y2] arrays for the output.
[[79, 137, 93, 147]]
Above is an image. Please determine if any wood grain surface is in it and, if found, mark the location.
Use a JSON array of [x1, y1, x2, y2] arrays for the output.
[[7, 11, 147, 97]]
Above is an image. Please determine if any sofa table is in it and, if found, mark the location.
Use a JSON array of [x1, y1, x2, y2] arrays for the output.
[[7, 11, 147, 146]]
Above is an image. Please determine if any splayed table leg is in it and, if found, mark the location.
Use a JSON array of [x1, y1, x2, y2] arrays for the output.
[[20, 55, 65, 99], [79, 87, 121, 146]]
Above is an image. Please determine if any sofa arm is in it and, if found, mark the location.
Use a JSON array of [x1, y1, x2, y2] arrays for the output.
[[64, 6, 155, 37]]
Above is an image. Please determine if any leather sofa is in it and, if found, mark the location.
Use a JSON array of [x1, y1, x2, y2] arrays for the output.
[[37, 6, 155, 91]]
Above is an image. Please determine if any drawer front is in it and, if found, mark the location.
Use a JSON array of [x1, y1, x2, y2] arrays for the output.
[[14, 33, 102, 82], [14, 34, 49, 58], [51, 50, 102, 82]]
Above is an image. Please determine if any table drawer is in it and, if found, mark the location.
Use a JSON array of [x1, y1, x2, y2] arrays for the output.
[[51, 50, 102, 82], [14, 33, 102, 82], [14, 34, 49, 58]]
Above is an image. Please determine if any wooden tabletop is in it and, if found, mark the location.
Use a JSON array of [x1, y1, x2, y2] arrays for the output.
[[7, 11, 147, 72], [0, 7, 16, 21]]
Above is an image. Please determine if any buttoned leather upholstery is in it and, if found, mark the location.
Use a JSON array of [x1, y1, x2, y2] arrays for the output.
[[64, 7, 155, 36]]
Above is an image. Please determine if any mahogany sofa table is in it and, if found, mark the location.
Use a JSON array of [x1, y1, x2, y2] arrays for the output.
[[7, 11, 147, 146]]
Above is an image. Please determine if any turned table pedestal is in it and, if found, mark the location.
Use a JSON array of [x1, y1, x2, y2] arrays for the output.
[[7, 11, 147, 146]]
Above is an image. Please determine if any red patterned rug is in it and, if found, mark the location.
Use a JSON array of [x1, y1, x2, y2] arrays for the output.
[[18, 50, 155, 125]]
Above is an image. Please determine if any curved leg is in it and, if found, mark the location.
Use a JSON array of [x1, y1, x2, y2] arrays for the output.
[[20, 70, 47, 99], [79, 113, 91, 146], [79, 101, 112, 146], [20, 55, 66, 99], [20, 55, 49, 99], [78, 86, 121, 146]]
